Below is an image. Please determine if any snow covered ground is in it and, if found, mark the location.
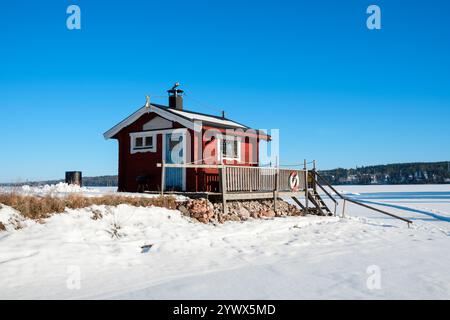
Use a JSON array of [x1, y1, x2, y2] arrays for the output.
[[0, 184, 449, 299]]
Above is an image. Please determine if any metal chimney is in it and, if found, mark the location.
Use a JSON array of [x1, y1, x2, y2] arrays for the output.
[[167, 82, 184, 110]]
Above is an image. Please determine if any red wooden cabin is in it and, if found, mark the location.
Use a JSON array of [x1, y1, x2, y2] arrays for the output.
[[104, 84, 271, 193]]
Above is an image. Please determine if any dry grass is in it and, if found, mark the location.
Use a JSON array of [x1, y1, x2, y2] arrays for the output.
[[0, 192, 178, 220], [0, 221, 5, 231]]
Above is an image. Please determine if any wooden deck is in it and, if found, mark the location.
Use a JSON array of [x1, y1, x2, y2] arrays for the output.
[[154, 162, 413, 226], [225, 191, 305, 200], [156, 163, 311, 215], [145, 190, 305, 201]]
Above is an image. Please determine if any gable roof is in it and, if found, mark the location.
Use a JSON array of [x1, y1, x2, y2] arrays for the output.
[[162, 106, 249, 129], [103, 103, 268, 140]]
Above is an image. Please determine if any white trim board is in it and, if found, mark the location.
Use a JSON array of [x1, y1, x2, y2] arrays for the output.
[[103, 105, 198, 139], [103, 104, 252, 140]]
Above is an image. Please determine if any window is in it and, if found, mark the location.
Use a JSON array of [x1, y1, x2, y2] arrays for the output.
[[130, 133, 156, 154], [135, 137, 143, 148], [145, 136, 153, 148], [134, 136, 153, 149], [221, 138, 240, 160]]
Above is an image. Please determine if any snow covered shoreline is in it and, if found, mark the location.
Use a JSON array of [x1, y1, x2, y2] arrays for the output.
[[1, 184, 449, 299]]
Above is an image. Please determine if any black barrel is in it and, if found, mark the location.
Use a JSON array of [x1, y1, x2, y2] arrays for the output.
[[65, 171, 82, 186]]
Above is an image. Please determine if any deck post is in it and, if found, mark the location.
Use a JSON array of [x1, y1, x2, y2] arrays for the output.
[[342, 199, 346, 218], [312, 160, 317, 194], [273, 166, 279, 211], [219, 166, 227, 218], [304, 159, 309, 215], [161, 160, 165, 196]]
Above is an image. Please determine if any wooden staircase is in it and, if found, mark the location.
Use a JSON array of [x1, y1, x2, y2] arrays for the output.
[[292, 184, 337, 216], [307, 191, 333, 216], [287, 161, 412, 226], [292, 170, 338, 216]]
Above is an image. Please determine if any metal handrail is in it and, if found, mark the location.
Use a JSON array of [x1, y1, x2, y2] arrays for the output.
[[314, 176, 338, 205], [314, 170, 345, 200], [342, 197, 413, 226], [313, 170, 413, 227]]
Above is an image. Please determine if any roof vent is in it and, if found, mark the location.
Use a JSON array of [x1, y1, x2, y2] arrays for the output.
[[167, 82, 184, 110]]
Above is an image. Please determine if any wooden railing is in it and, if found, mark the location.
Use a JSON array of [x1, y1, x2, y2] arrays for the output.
[[157, 163, 307, 194], [156, 162, 413, 226], [225, 167, 306, 192], [157, 163, 310, 215]]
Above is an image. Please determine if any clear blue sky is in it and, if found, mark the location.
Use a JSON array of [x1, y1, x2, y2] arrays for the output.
[[1, 0, 449, 182]]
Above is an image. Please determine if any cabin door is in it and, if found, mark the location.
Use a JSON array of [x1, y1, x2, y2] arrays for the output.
[[164, 132, 185, 191]]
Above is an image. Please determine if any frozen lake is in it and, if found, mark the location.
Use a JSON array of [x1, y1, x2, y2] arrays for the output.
[[322, 185, 450, 229], [1, 184, 449, 299]]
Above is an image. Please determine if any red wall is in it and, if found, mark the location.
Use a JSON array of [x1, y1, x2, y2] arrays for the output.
[[116, 113, 168, 192], [113, 114, 260, 192]]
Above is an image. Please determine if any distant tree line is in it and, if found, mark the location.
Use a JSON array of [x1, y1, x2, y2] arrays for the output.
[[319, 162, 450, 185], [82, 175, 118, 187], [0, 175, 118, 187], [2, 162, 450, 187]]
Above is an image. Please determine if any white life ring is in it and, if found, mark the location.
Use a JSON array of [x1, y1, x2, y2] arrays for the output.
[[289, 172, 300, 192]]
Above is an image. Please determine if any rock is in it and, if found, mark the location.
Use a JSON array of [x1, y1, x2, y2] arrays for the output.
[[238, 206, 250, 219], [179, 199, 215, 223], [262, 210, 276, 218], [178, 197, 304, 224], [228, 214, 241, 222], [259, 210, 275, 218], [250, 210, 259, 219], [177, 204, 189, 216]]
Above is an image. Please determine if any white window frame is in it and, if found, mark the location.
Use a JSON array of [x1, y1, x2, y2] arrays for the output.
[[218, 137, 241, 162], [130, 132, 156, 154]]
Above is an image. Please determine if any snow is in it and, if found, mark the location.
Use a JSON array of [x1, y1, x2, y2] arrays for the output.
[[19, 182, 101, 195], [0, 205, 27, 232], [1, 184, 189, 201], [168, 107, 247, 129], [0, 184, 450, 299]]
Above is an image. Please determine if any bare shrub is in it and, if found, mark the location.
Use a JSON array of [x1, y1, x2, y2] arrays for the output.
[[0, 192, 178, 221], [106, 221, 123, 239], [0, 221, 5, 232], [0, 193, 56, 219], [91, 209, 103, 220], [65, 194, 90, 210]]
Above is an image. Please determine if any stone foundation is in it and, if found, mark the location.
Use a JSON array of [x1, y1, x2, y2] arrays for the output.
[[177, 198, 305, 224]]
